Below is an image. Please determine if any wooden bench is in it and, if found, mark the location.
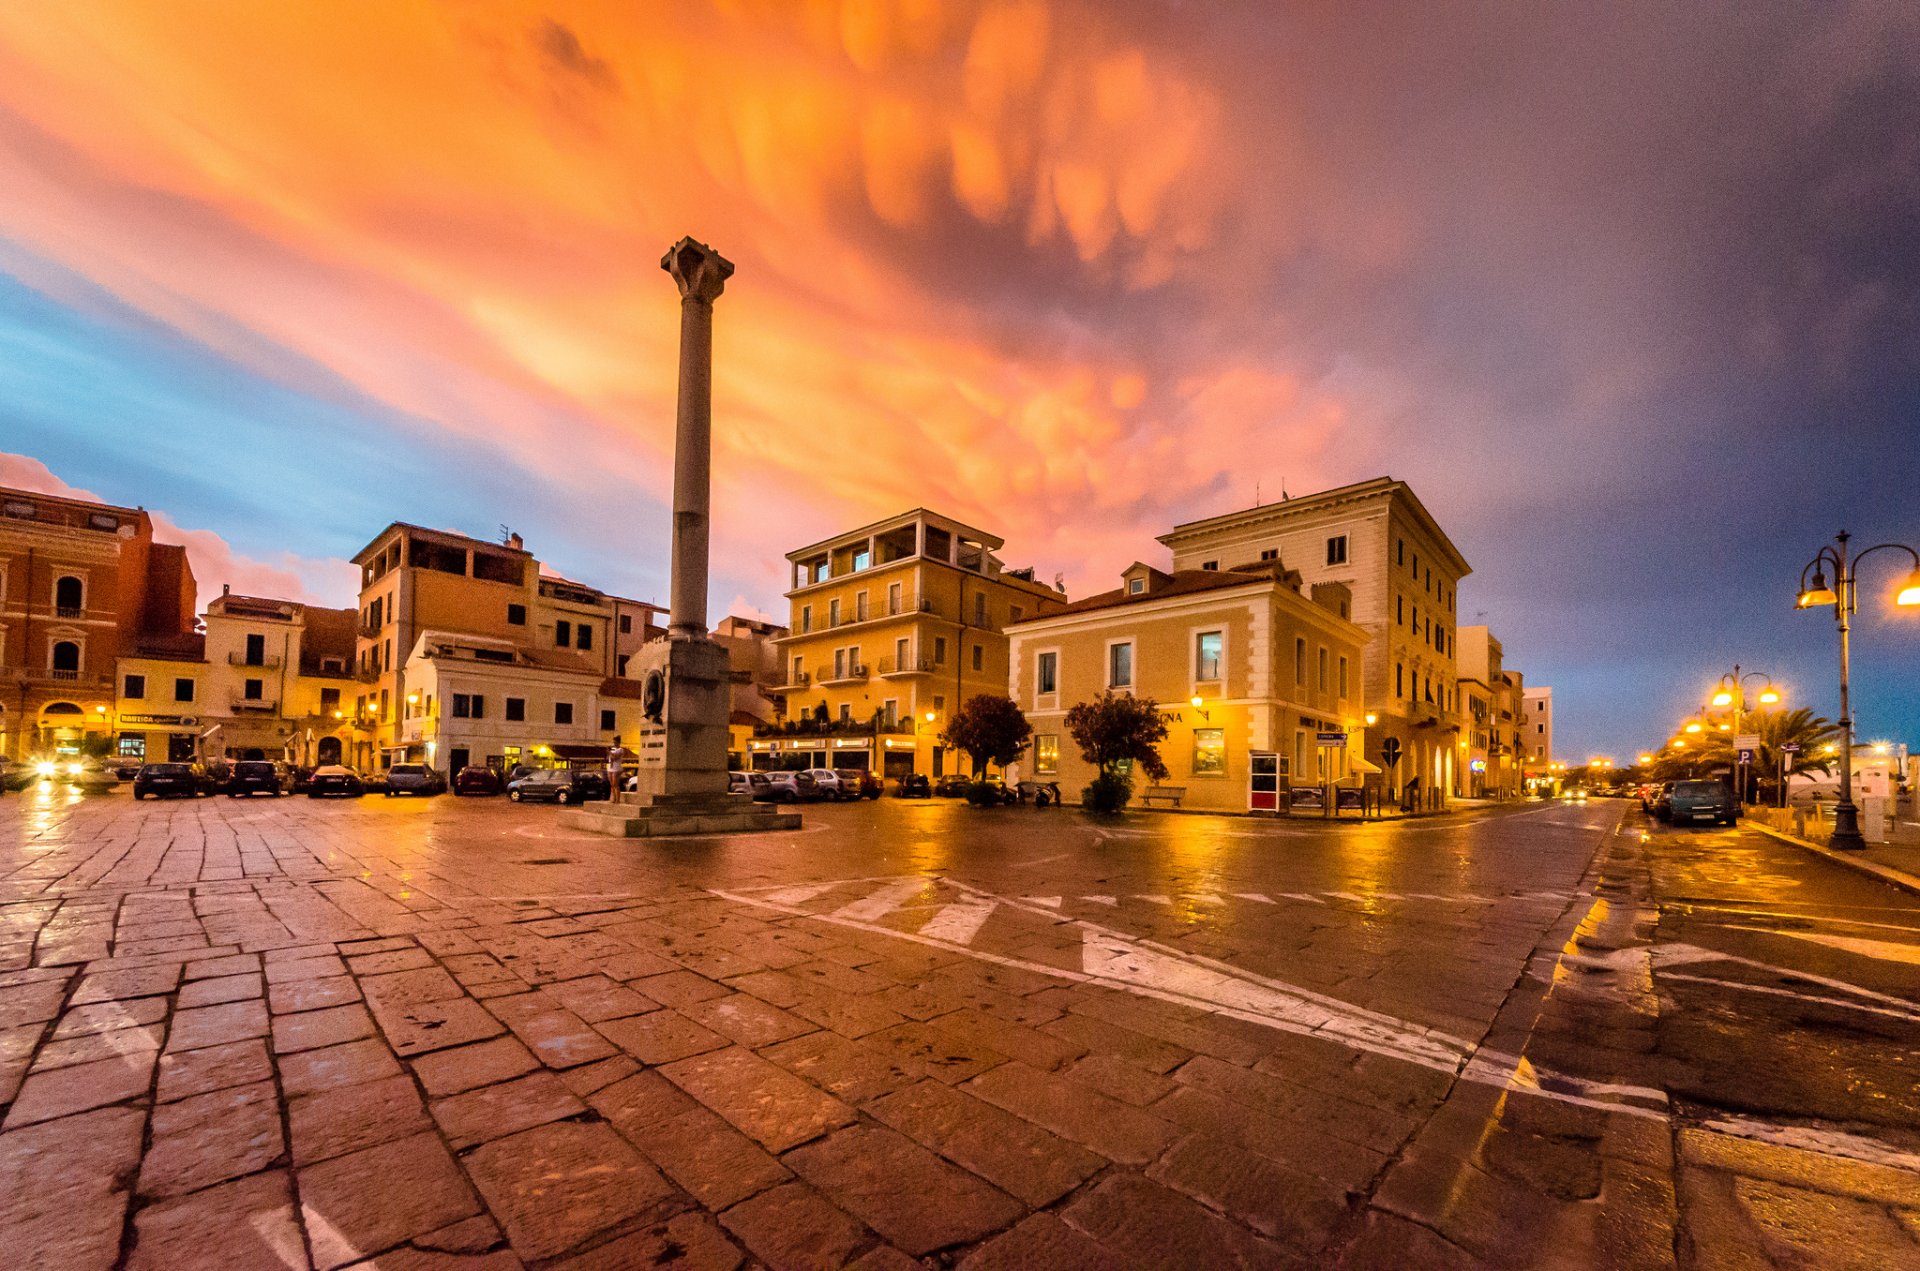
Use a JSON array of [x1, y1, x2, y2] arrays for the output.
[[1140, 785, 1186, 808]]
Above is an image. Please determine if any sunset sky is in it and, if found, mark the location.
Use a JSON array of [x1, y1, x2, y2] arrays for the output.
[[2, 1, 1916, 757]]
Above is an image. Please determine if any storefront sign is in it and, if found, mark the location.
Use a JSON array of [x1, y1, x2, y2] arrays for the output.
[[120, 714, 198, 728], [1316, 732, 1348, 746]]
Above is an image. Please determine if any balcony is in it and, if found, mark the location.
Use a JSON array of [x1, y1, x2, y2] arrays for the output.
[[55, 605, 84, 619], [818, 663, 870, 686], [773, 671, 812, 692], [823, 596, 936, 631], [15, 668, 110, 688], [754, 715, 917, 740], [874, 655, 935, 677], [228, 653, 283, 669], [230, 696, 279, 713]]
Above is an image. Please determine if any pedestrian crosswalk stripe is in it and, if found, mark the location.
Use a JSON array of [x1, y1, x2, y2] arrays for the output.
[[1024, 896, 1063, 909], [1084, 895, 1117, 905], [760, 883, 840, 905], [1279, 893, 1325, 904], [1233, 893, 1274, 903], [918, 898, 998, 944], [830, 877, 931, 922]]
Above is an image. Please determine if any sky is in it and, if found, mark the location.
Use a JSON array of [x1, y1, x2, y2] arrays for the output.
[[1, 1, 1916, 760]]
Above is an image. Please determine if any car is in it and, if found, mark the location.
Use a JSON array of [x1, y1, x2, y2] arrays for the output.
[[506, 768, 609, 804], [759, 771, 819, 803], [453, 765, 503, 796], [26, 757, 117, 793], [132, 763, 200, 799], [1643, 781, 1674, 815], [226, 760, 290, 797], [1665, 779, 1737, 826], [307, 765, 366, 798], [805, 768, 862, 801], [384, 764, 447, 797], [894, 773, 931, 798], [1561, 786, 1588, 803], [933, 774, 973, 798], [835, 769, 884, 800], [731, 771, 777, 801]]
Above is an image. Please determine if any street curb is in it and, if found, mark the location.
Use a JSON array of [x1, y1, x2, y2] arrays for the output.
[[1747, 821, 1920, 898]]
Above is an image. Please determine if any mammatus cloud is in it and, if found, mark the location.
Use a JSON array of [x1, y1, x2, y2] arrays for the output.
[[0, 453, 358, 611]]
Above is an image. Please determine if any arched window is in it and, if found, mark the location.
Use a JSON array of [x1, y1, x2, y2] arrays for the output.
[[54, 576, 83, 614], [51, 641, 80, 673]]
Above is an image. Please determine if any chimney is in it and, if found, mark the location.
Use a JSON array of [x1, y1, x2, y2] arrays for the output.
[[222, 583, 230, 596], [507, 533, 524, 551]]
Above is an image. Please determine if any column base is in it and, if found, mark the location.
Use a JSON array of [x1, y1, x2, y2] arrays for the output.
[[558, 792, 801, 838]]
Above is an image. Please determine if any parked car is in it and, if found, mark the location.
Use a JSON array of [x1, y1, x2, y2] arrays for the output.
[[132, 763, 201, 799], [227, 760, 290, 796], [111, 759, 144, 780], [307, 765, 366, 798], [731, 771, 777, 801], [835, 769, 884, 800], [453, 766, 503, 796], [894, 773, 932, 798], [966, 778, 1018, 805], [384, 764, 447, 797], [759, 770, 819, 803], [934, 774, 973, 798], [805, 768, 862, 801], [1663, 779, 1738, 826], [507, 768, 609, 804], [1644, 781, 1675, 816]]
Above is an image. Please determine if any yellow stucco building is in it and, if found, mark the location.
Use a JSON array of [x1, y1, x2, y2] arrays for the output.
[[759, 510, 1066, 780], [1007, 561, 1371, 813]]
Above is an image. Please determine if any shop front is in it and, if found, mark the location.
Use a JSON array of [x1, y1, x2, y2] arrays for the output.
[[116, 713, 202, 764]]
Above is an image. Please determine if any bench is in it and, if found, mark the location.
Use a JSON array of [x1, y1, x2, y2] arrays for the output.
[[1140, 785, 1186, 808]]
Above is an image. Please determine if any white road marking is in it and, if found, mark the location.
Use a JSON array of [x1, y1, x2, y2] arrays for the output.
[[761, 883, 841, 906], [1702, 1115, 1920, 1174], [830, 876, 934, 922], [1024, 896, 1063, 909], [918, 898, 998, 944], [1278, 893, 1326, 904], [1233, 893, 1274, 903], [1083, 895, 1117, 905], [1660, 973, 1920, 1024], [1724, 926, 1920, 966]]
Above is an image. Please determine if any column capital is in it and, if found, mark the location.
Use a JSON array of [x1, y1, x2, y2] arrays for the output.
[[662, 237, 734, 304]]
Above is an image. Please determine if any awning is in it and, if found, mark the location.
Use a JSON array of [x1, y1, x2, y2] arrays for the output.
[[1349, 756, 1383, 774], [547, 743, 613, 761]]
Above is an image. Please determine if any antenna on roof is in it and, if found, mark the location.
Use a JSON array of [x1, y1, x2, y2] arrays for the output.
[[499, 525, 512, 544], [1281, 480, 1290, 500], [1254, 481, 1260, 508], [1053, 571, 1065, 593]]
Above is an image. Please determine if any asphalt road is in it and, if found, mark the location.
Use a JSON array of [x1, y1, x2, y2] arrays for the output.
[[0, 786, 1913, 1268]]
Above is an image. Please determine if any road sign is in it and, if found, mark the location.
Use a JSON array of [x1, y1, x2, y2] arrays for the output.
[[1780, 742, 1802, 753], [1734, 734, 1761, 752], [1737, 748, 1755, 765], [1380, 738, 1402, 767], [1316, 732, 1348, 746]]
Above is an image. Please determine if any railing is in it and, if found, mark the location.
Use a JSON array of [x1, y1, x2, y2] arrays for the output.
[[231, 697, 280, 713], [358, 622, 382, 638], [777, 671, 812, 690], [15, 668, 105, 686], [826, 596, 937, 629], [228, 653, 283, 669], [753, 716, 918, 740], [55, 605, 84, 619], [819, 663, 869, 684], [874, 656, 935, 676]]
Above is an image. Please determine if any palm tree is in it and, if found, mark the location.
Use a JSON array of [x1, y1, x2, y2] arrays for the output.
[[1678, 708, 1842, 803]]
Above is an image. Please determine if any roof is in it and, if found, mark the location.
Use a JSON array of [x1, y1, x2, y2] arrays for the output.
[[730, 710, 763, 728], [350, 521, 533, 567], [785, 508, 1005, 561], [128, 632, 207, 662], [599, 677, 647, 700], [1027, 569, 1276, 620], [1157, 476, 1471, 577], [299, 607, 358, 674]]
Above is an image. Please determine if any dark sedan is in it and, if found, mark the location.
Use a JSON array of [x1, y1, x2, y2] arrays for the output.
[[507, 769, 609, 804], [934, 773, 973, 798], [133, 763, 201, 799], [307, 765, 366, 798], [894, 773, 931, 798], [227, 760, 289, 797], [453, 766, 503, 796], [384, 764, 446, 797]]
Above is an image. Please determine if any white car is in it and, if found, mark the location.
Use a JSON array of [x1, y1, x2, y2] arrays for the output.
[[805, 768, 859, 800]]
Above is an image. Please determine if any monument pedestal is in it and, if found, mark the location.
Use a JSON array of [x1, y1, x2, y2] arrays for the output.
[[558, 637, 800, 837]]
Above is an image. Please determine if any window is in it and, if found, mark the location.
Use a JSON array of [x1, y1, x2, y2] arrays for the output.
[[1395, 663, 1403, 697], [1397, 538, 1404, 566], [505, 697, 526, 722], [1108, 642, 1133, 689], [1259, 548, 1278, 562], [1010, 605, 1024, 624], [1316, 646, 1330, 692], [175, 678, 195, 703], [1196, 631, 1223, 682], [619, 614, 633, 634], [1201, 560, 1218, 571], [1034, 734, 1059, 775], [55, 575, 83, 614], [934, 696, 945, 713], [881, 699, 898, 728], [839, 704, 851, 722], [849, 645, 861, 673], [244, 678, 264, 701], [1412, 605, 1418, 633], [1193, 728, 1226, 775], [1326, 535, 1348, 565], [1411, 552, 1419, 579], [600, 709, 616, 731], [555, 702, 574, 725], [471, 694, 486, 719], [1338, 656, 1349, 699], [791, 656, 803, 683], [1294, 638, 1306, 685], [828, 599, 841, 627], [934, 637, 947, 665], [1397, 596, 1403, 625], [577, 624, 593, 651], [887, 582, 902, 615], [1538, 722, 1546, 735], [51, 640, 80, 671], [320, 687, 339, 714], [454, 694, 473, 719], [245, 633, 266, 666], [971, 644, 983, 672], [508, 603, 526, 626], [852, 547, 871, 571], [1037, 651, 1058, 695], [1128, 578, 1145, 595], [617, 654, 629, 676], [974, 593, 987, 625], [834, 648, 846, 679], [556, 620, 572, 648], [855, 590, 869, 622], [124, 674, 146, 699], [801, 605, 812, 633], [894, 636, 909, 668]]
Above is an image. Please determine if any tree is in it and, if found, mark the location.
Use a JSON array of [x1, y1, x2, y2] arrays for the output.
[[1679, 707, 1842, 802], [942, 695, 1032, 777], [1065, 693, 1169, 812]]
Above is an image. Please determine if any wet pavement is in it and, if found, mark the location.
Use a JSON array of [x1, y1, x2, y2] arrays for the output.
[[0, 787, 1913, 1269]]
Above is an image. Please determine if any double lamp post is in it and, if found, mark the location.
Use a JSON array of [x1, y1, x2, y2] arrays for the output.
[[1795, 531, 1920, 851]]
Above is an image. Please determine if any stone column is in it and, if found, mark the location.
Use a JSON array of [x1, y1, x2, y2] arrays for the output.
[[661, 238, 734, 640]]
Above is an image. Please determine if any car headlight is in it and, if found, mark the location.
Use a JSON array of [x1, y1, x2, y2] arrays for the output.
[[66, 762, 85, 776], [35, 761, 55, 776]]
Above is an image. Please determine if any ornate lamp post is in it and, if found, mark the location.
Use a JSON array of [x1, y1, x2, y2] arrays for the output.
[[1795, 532, 1920, 850], [1708, 665, 1780, 803]]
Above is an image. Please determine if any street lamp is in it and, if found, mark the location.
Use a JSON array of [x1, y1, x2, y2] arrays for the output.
[[1795, 531, 1920, 850]]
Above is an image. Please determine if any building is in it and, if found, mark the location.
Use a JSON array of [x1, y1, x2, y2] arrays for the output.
[[114, 591, 361, 766], [1455, 626, 1524, 799], [351, 524, 662, 770], [1522, 686, 1554, 769], [709, 615, 788, 767], [1006, 561, 1370, 812], [1159, 477, 1471, 808], [1, 485, 197, 761], [761, 509, 1067, 779]]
